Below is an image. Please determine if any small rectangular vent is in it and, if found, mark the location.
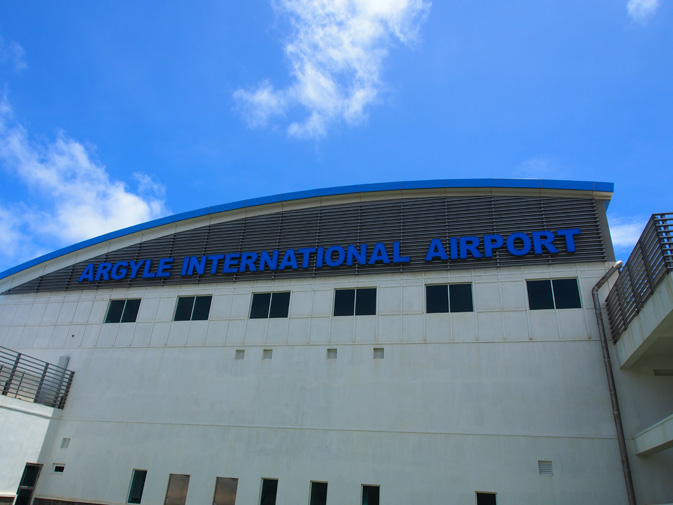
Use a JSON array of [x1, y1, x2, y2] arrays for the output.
[[327, 349, 337, 360], [263, 349, 273, 360], [60, 438, 70, 449], [235, 350, 245, 360], [538, 460, 553, 475], [653, 369, 673, 376], [373, 348, 384, 359]]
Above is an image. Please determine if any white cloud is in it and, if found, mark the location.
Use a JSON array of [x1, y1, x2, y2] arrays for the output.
[[608, 214, 649, 259], [0, 98, 169, 270], [235, 0, 431, 139], [627, 0, 660, 22], [0, 35, 27, 72]]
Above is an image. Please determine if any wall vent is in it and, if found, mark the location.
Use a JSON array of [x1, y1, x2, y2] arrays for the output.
[[327, 349, 337, 360], [538, 460, 553, 475], [373, 348, 384, 359], [263, 349, 273, 360], [235, 350, 245, 360]]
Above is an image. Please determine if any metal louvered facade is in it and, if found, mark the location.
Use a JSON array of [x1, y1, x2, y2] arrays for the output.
[[4, 194, 611, 294]]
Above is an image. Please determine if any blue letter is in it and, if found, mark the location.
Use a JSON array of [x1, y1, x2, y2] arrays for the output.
[[95, 262, 112, 281], [425, 239, 448, 261], [297, 248, 316, 268], [240, 252, 258, 272], [506, 232, 532, 256], [223, 253, 241, 273], [459, 237, 482, 259], [142, 260, 156, 278], [78, 264, 95, 282], [347, 244, 367, 266], [187, 256, 206, 276], [325, 246, 345, 267], [129, 260, 144, 279], [208, 254, 224, 274], [393, 242, 410, 263], [157, 257, 173, 277], [556, 228, 580, 253], [259, 250, 279, 271], [368, 243, 391, 264], [111, 261, 128, 280], [279, 249, 298, 270], [483, 234, 504, 258], [532, 231, 558, 254]]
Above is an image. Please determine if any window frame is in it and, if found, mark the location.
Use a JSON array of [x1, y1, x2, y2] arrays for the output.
[[425, 284, 474, 313], [526, 278, 581, 310], [250, 292, 291, 319], [174, 295, 212, 321], [127, 469, 148, 504], [105, 299, 141, 323], [333, 288, 377, 316]]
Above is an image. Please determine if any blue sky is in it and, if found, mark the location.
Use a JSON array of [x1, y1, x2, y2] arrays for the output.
[[0, 0, 671, 272]]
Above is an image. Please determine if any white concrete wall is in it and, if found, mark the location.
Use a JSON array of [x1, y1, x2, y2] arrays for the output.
[[0, 396, 59, 497], [0, 262, 668, 504]]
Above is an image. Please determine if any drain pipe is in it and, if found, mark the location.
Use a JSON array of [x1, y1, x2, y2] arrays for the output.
[[592, 261, 637, 505]]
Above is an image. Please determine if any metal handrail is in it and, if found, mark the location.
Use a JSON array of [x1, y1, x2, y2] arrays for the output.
[[606, 213, 673, 342], [0, 347, 74, 409]]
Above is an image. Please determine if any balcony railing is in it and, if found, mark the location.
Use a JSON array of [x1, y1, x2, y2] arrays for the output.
[[606, 213, 673, 342], [0, 347, 74, 409]]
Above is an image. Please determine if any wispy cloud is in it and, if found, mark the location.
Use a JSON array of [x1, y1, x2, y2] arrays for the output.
[[627, 0, 660, 23], [235, 0, 431, 139], [608, 214, 649, 259], [0, 98, 169, 271], [513, 158, 571, 179], [0, 35, 27, 72]]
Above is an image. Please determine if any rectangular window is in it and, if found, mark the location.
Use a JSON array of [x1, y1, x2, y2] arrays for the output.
[[263, 349, 273, 360], [362, 485, 379, 505], [309, 482, 328, 505], [165, 474, 190, 505], [527, 279, 581, 310], [14, 464, 42, 505], [105, 299, 141, 323], [426, 284, 473, 313], [334, 288, 376, 316], [373, 348, 384, 359], [174, 296, 212, 321], [235, 349, 245, 360], [53, 464, 65, 473], [476, 492, 496, 505], [250, 292, 291, 319], [213, 477, 238, 505], [127, 469, 147, 504], [259, 478, 278, 505], [327, 349, 337, 359]]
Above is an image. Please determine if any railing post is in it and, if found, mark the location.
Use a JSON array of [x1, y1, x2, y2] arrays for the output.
[[2, 352, 21, 397], [35, 363, 49, 404]]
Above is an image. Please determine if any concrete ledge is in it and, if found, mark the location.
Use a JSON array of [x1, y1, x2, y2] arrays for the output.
[[634, 412, 673, 456], [615, 273, 673, 368]]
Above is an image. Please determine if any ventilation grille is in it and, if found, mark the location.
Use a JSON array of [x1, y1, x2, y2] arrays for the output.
[[5, 195, 608, 294], [327, 349, 337, 360], [538, 460, 553, 475]]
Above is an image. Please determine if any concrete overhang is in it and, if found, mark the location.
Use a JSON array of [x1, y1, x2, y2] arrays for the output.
[[615, 273, 673, 368], [634, 412, 673, 456]]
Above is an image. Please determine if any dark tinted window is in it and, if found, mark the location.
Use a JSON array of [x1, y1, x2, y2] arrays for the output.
[[309, 482, 328, 505], [213, 477, 238, 505], [105, 300, 125, 323], [121, 299, 141, 322], [426, 285, 449, 313], [355, 288, 377, 315], [527, 280, 554, 310], [334, 289, 355, 316], [250, 293, 272, 319], [362, 485, 379, 505], [269, 292, 290, 318], [449, 283, 473, 312], [192, 296, 212, 320], [128, 470, 147, 504], [477, 492, 497, 505], [260, 479, 278, 505], [20, 464, 41, 488], [553, 279, 581, 309], [175, 297, 195, 321]]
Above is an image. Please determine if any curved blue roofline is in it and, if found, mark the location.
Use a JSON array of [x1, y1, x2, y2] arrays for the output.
[[0, 178, 613, 281]]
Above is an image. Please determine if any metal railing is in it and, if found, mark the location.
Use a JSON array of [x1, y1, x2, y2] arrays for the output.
[[606, 213, 673, 342], [0, 347, 74, 409]]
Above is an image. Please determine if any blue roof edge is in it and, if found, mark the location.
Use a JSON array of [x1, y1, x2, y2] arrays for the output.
[[0, 178, 613, 281]]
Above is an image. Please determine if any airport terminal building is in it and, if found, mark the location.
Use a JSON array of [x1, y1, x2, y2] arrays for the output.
[[0, 179, 671, 505]]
